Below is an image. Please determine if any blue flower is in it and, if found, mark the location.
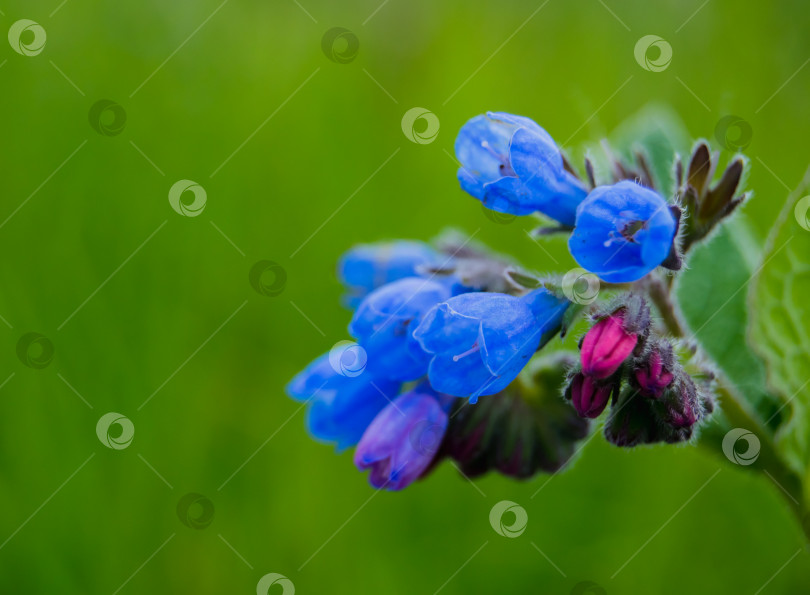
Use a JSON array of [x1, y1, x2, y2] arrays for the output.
[[569, 181, 678, 283], [413, 288, 570, 402], [337, 241, 440, 307], [454, 112, 587, 225], [286, 353, 400, 451], [349, 277, 453, 381], [354, 383, 450, 491]]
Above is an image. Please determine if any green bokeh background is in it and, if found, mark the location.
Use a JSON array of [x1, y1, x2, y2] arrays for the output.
[[1, 0, 809, 593]]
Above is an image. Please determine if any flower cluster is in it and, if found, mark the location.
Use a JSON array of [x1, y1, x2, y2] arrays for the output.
[[567, 297, 649, 419], [287, 239, 574, 490], [288, 110, 746, 491], [565, 296, 713, 445]]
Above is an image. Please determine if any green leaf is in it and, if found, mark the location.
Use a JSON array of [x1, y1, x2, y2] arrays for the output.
[[750, 173, 810, 477], [675, 216, 778, 426]]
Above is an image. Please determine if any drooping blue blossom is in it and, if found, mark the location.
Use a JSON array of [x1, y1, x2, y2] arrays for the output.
[[337, 241, 440, 307], [454, 111, 587, 225], [349, 277, 453, 381], [569, 181, 678, 283], [413, 288, 570, 403], [286, 353, 400, 451], [354, 383, 451, 491]]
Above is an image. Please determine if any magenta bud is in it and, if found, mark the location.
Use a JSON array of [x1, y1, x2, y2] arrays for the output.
[[633, 348, 675, 397], [664, 376, 701, 429], [580, 311, 638, 379], [569, 372, 612, 419], [669, 408, 696, 429]]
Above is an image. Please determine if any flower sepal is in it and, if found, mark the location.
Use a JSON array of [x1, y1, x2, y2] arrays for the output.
[[437, 353, 590, 479], [678, 142, 749, 251]]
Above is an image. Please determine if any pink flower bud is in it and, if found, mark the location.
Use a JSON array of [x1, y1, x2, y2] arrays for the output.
[[569, 372, 612, 419], [634, 350, 675, 397], [664, 376, 701, 429], [580, 312, 638, 379]]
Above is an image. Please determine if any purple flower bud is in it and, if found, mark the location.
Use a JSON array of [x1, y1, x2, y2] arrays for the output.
[[580, 311, 638, 379], [633, 342, 675, 397], [354, 384, 449, 491], [567, 372, 612, 419], [663, 376, 701, 429], [606, 371, 712, 447]]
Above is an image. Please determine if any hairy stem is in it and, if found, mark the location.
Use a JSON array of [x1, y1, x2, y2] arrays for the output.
[[645, 276, 686, 336]]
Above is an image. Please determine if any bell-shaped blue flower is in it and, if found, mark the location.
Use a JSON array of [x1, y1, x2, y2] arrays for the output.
[[413, 288, 570, 402], [354, 383, 451, 491], [455, 111, 587, 225], [286, 352, 401, 451], [349, 277, 453, 381], [569, 181, 678, 283], [337, 241, 440, 307]]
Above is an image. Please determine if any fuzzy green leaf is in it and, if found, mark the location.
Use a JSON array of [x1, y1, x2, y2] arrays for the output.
[[675, 217, 779, 426], [750, 174, 810, 476]]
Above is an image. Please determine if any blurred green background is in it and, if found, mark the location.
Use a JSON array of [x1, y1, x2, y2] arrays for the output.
[[1, 0, 809, 593]]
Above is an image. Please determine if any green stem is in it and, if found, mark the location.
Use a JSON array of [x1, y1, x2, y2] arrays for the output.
[[643, 273, 809, 541], [645, 276, 686, 337]]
